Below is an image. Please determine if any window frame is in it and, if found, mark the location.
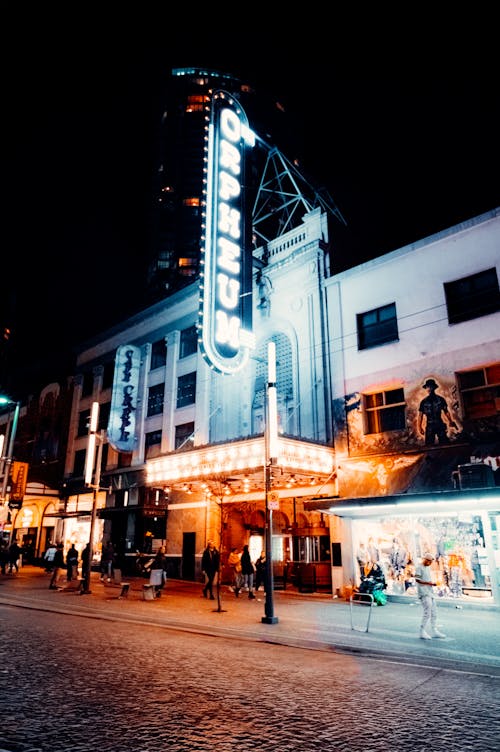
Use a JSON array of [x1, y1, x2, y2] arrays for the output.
[[357, 303, 399, 350]]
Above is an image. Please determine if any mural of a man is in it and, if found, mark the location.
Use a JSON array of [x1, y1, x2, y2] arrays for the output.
[[417, 378, 457, 445]]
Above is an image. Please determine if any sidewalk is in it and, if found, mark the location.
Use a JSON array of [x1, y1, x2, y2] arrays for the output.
[[1, 566, 499, 676]]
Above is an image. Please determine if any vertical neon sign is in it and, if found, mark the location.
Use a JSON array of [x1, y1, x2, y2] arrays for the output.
[[199, 90, 255, 375]]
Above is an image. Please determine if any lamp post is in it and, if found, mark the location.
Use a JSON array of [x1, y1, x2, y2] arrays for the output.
[[262, 341, 279, 624], [81, 401, 104, 595], [0, 396, 20, 505]]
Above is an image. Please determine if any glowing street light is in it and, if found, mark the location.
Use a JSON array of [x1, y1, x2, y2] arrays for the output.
[[0, 396, 21, 505]]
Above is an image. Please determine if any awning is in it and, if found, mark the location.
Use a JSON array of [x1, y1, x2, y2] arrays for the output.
[[304, 486, 500, 518]]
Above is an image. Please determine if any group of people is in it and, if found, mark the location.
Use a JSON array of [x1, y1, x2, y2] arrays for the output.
[[44, 541, 92, 589], [201, 541, 267, 600], [0, 539, 23, 574]]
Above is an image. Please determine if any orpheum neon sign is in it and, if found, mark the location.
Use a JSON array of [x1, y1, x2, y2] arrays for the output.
[[199, 90, 255, 375]]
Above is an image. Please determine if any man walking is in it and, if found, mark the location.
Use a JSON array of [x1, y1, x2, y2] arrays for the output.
[[414, 552, 446, 640]]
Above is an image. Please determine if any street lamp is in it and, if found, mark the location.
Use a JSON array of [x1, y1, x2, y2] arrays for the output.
[[0, 396, 21, 505], [81, 401, 105, 595], [262, 341, 279, 624]]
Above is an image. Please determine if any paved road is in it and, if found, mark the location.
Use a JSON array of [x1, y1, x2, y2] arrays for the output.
[[0, 568, 499, 751]]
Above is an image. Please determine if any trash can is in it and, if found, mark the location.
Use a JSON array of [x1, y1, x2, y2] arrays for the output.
[[143, 584, 156, 601]]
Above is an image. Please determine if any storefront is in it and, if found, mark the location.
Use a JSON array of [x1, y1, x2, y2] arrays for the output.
[[306, 488, 500, 606]]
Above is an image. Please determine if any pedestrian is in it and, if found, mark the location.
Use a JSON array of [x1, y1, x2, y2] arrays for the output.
[[100, 541, 115, 582], [201, 540, 220, 600], [414, 551, 446, 640], [44, 541, 57, 572], [149, 546, 168, 597], [66, 543, 79, 582], [240, 544, 256, 599], [0, 539, 9, 575], [81, 542, 91, 584], [254, 550, 266, 592], [227, 547, 242, 597], [49, 543, 65, 589], [8, 539, 22, 573]]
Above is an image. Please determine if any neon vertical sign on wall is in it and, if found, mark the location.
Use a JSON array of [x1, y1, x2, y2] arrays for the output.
[[198, 90, 255, 375], [107, 344, 141, 453]]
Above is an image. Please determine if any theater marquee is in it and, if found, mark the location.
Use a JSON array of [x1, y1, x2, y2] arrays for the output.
[[198, 90, 255, 375]]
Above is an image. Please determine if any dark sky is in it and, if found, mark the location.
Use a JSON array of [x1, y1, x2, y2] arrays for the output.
[[2, 13, 499, 396]]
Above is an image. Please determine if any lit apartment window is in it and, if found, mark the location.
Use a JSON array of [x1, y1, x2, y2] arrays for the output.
[[363, 388, 406, 434], [457, 363, 500, 419], [179, 325, 198, 359], [357, 303, 398, 350], [175, 422, 194, 449], [185, 94, 209, 113], [183, 197, 200, 207], [445, 268, 500, 324], [147, 383, 165, 417], [177, 372, 196, 408], [77, 409, 91, 437], [151, 339, 167, 370], [145, 430, 162, 459]]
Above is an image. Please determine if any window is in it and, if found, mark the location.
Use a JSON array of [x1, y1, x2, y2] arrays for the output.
[[357, 303, 398, 350], [445, 268, 500, 324], [77, 409, 90, 437], [151, 338, 167, 370], [364, 388, 406, 434], [177, 372, 196, 408], [102, 361, 115, 390], [180, 325, 198, 358], [73, 449, 86, 477], [458, 363, 500, 419], [145, 430, 162, 459], [175, 422, 194, 449], [98, 402, 110, 431], [81, 371, 94, 398], [147, 383, 165, 416]]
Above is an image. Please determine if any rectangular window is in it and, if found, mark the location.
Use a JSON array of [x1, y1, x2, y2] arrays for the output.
[[98, 402, 111, 431], [445, 268, 500, 324], [102, 361, 115, 390], [357, 303, 398, 350], [151, 338, 167, 370], [180, 325, 198, 358], [73, 449, 86, 477], [457, 363, 500, 419], [81, 371, 94, 398], [145, 430, 162, 459], [77, 409, 90, 437], [177, 372, 196, 408], [147, 383, 165, 417], [364, 388, 406, 434], [175, 422, 194, 449]]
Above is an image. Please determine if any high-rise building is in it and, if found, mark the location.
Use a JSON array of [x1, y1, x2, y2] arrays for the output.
[[145, 66, 343, 303]]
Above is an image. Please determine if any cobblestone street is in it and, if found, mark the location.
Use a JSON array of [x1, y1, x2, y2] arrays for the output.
[[1, 602, 499, 752]]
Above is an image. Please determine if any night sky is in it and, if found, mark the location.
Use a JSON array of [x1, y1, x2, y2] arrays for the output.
[[2, 12, 499, 396]]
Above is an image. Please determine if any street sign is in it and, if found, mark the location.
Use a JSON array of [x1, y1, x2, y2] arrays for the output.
[[268, 492, 279, 510]]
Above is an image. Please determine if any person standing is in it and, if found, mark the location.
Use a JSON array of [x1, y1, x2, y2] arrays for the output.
[[49, 543, 65, 589], [100, 541, 115, 582], [8, 539, 22, 573], [44, 541, 57, 572], [227, 547, 242, 597], [81, 542, 91, 584], [149, 546, 168, 597], [66, 543, 79, 582], [414, 552, 446, 640], [201, 540, 220, 600], [240, 544, 256, 599], [254, 550, 266, 592]]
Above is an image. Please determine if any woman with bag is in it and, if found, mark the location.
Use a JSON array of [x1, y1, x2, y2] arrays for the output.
[[149, 546, 168, 598], [240, 544, 256, 599], [227, 547, 242, 597]]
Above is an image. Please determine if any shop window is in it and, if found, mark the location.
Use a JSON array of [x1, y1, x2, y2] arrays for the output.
[[175, 422, 194, 449], [457, 363, 500, 419], [445, 268, 500, 324], [177, 372, 196, 408], [151, 338, 167, 370], [357, 303, 398, 350], [145, 430, 162, 459], [363, 388, 406, 434], [179, 325, 198, 359], [147, 383, 165, 417]]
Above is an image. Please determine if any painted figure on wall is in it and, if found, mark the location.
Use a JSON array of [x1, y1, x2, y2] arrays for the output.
[[417, 378, 458, 445]]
